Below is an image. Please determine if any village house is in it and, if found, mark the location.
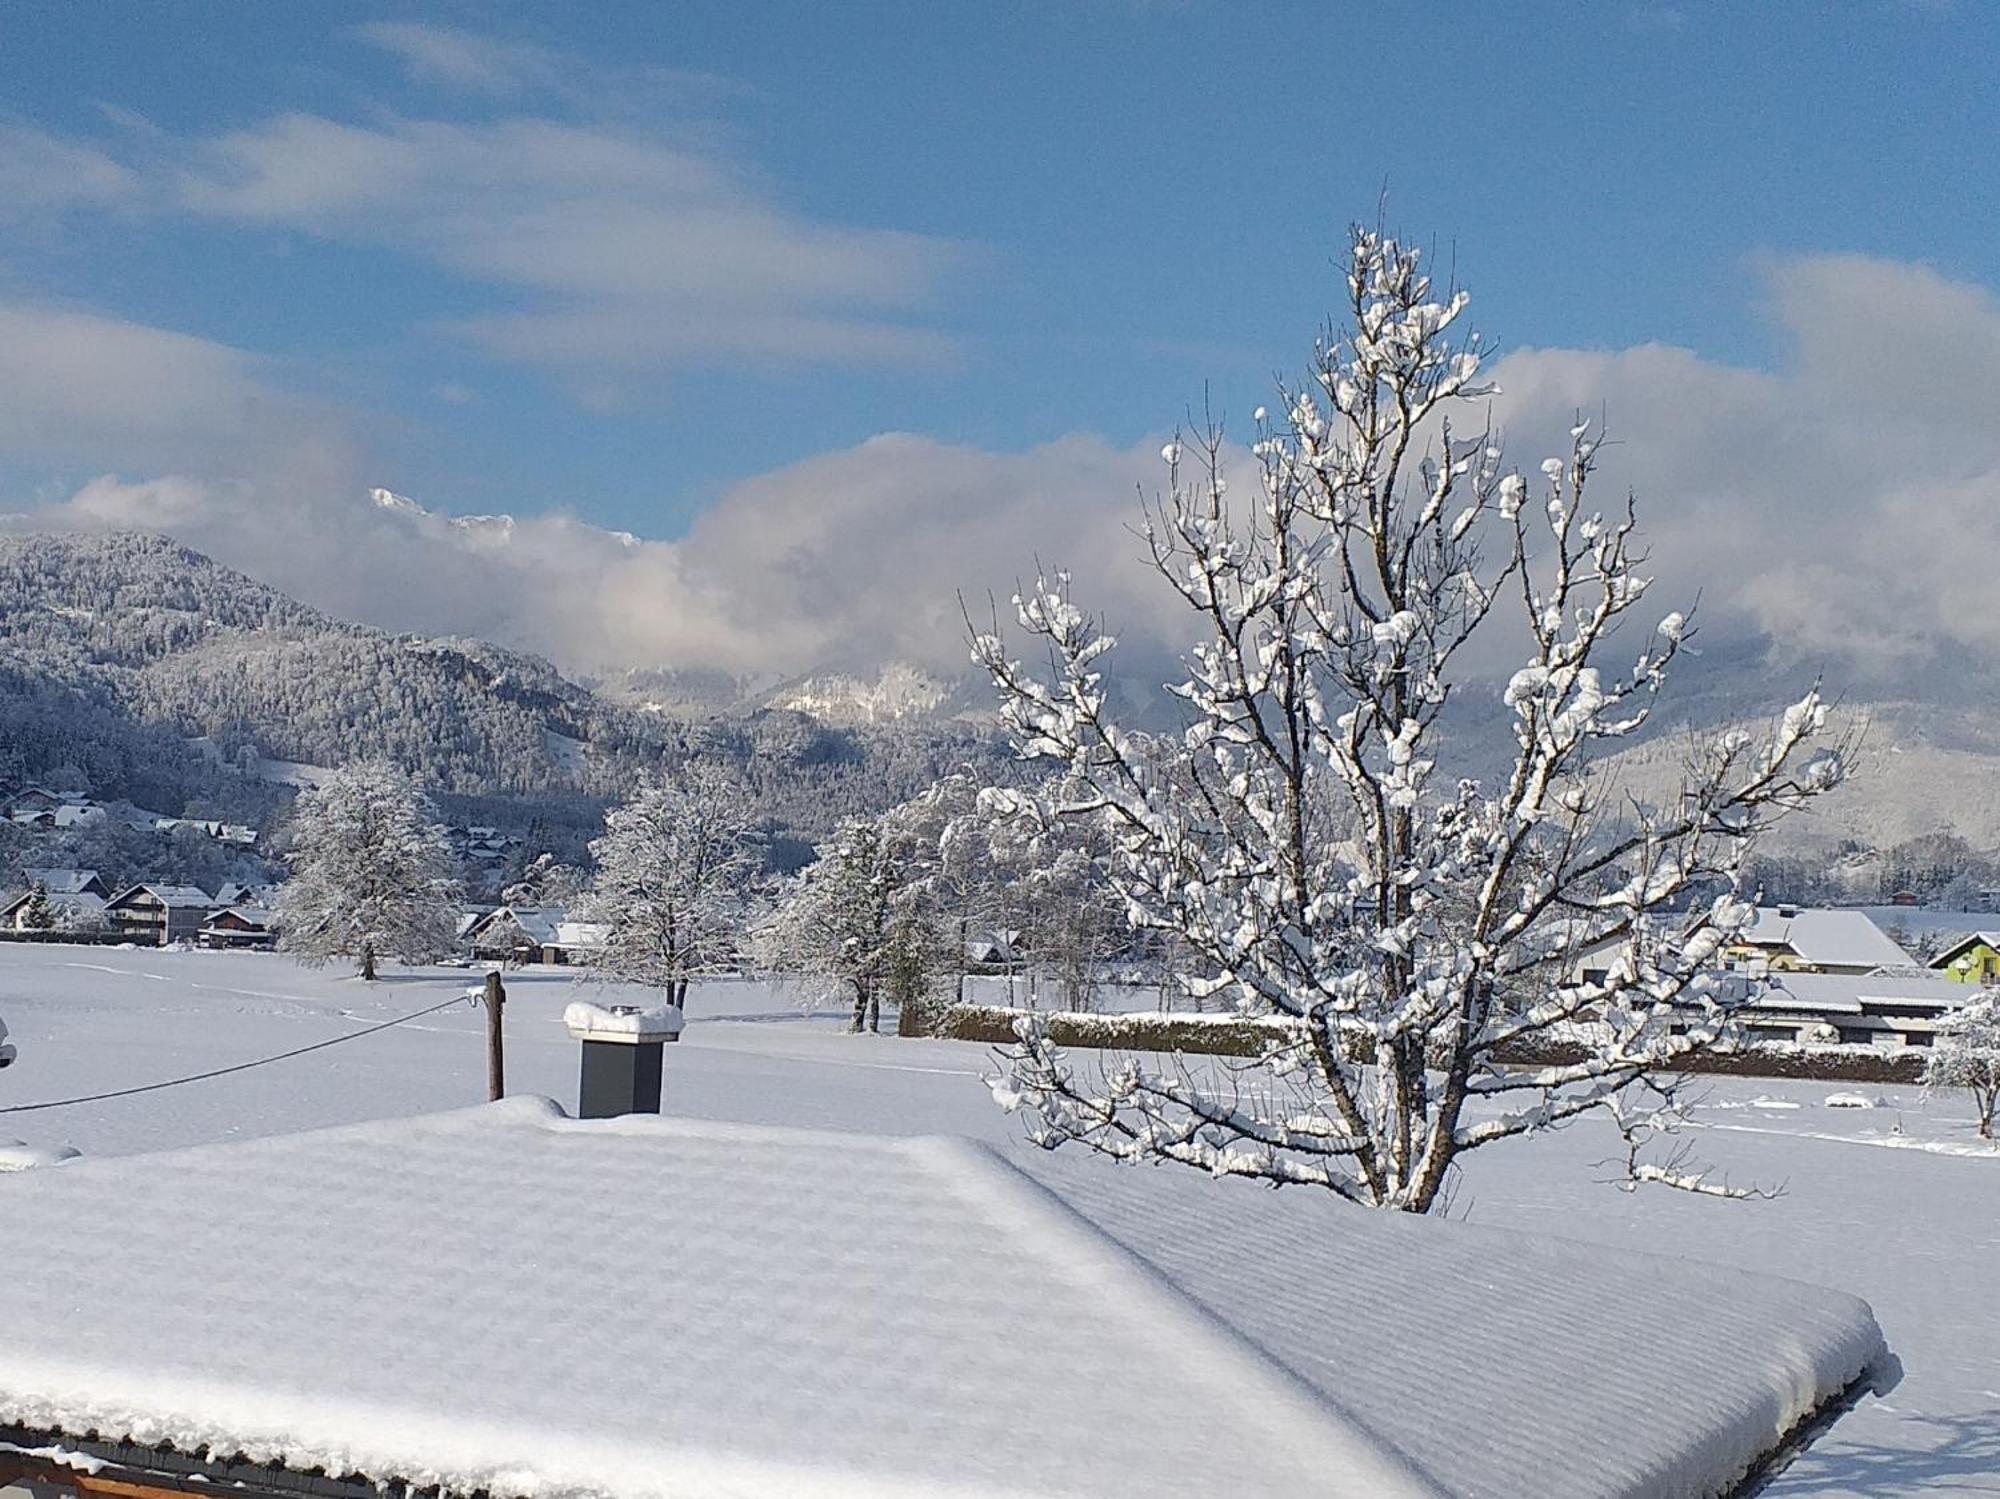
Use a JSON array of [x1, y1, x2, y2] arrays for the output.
[[1722, 905, 1914, 975], [1929, 930, 2000, 984], [0, 889, 107, 933], [3, 789, 106, 831], [964, 928, 1024, 969], [0, 1095, 1890, 1499], [1727, 969, 1973, 1049], [461, 907, 604, 966], [20, 868, 111, 899], [197, 905, 279, 952], [103, 885, 215, 947]]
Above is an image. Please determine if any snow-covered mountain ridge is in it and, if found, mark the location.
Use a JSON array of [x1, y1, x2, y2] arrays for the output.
[[0, 531, 1013, 845]]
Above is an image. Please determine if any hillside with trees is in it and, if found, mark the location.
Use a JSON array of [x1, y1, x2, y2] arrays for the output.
[[0, 531, 1014, 860]]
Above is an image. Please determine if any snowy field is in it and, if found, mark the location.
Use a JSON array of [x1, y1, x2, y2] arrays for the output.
[[1, 945, 1995, 1496]]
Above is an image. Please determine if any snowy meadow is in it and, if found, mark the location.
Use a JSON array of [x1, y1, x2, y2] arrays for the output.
[[0, 944, 1993, 1496]]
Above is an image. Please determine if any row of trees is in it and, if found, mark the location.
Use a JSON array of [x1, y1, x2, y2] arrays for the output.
[[272, 757, 1133, 1027]]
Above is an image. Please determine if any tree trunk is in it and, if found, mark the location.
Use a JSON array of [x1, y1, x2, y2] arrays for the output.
[[867, 988, 881, 1034], [360, 941, 376, 982], [849, 979, 869, 1034]]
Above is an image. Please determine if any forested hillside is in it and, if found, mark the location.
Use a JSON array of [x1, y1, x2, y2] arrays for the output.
[[0, 533, 1014, 849]]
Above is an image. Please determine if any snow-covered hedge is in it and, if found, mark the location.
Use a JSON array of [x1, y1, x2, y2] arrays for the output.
[[903, 999, 1928, 1083]]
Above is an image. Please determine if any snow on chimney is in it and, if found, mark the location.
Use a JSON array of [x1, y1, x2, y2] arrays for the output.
[[563, 1002, 683, 1119]]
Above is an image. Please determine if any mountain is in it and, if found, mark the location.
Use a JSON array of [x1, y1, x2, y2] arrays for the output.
[[0, 533, 1015, 852]]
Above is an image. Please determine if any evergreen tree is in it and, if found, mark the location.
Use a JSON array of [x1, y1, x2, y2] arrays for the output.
[[17, 882, 55, 932]]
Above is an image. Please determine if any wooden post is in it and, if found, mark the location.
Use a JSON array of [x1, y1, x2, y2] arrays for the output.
[[484, 969, 506, 1101]]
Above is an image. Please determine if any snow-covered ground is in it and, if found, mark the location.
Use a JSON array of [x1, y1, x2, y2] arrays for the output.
[[1, 945, 1995, 1496]]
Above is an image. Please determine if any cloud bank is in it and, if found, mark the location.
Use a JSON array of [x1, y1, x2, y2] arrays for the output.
[[7, 250, 2000, 695]]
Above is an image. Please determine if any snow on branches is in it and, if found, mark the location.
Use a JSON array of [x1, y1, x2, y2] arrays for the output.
[[1923, 990, 2000, 1140], [579, 763, 756, 1008], [275, 760, 460, 981], [972, 226, 1847, 1212]]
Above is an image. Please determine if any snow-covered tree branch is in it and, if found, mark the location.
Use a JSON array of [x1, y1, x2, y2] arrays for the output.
[[972, 226, 1847, 1212]]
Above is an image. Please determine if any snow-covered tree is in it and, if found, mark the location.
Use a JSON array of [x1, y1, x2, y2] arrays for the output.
[[276, 760, 460, 980], [1924, 990, 2000, 1139], [16, 883, 55, 932], [758, 813, 948, 1033], [972, 226, 1845, 1211], [502, 851, 586, 911], [968, 780, 1126, 1011], [578, 764, 755, 1008]]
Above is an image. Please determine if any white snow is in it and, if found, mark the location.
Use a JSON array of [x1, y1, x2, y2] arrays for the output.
[[0, 1137, 78, 1172], [561, 999, 682, 1041], [0, 1093, 1882, 1499], [1741, 907, 1914, 970], [543, 729, 587, 775], [0, 948, 1991, 1495]]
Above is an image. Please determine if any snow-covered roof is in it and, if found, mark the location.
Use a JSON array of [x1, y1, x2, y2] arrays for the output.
[[553, 920, 609, 948], [202, 905, 277, 929], [0, 1099, 1885, 1499], [108, 884, 215, 910], [22, 869, 101, 896], [467, 907, 567, 945], [1755, 970, 1975, 1015], [1740, 907, 1913, 969]]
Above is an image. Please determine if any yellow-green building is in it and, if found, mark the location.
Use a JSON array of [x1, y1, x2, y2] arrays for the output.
[[1930, 931, 2000, 984]]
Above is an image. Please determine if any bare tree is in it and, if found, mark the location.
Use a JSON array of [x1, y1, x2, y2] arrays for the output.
[[973, 226, 1845, 1211]]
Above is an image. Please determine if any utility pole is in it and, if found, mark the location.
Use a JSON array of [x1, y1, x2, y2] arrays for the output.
[[483, 970, 506, 1101]]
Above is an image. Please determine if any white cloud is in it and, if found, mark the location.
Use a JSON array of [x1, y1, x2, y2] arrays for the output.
[[7, 253, 2000, 702], [0, 304, 297, 471], [169, 110, 964, 372], [1484, 254, 2000, 680], [0, 126, 139, 213], [352, 22, 568, 95]]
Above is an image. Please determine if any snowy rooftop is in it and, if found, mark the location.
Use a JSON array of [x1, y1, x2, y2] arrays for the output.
[[109, 883, 216, 909], [1742, 907, 1913, 969], [0, 1100, 1886, 1499], [1754, 970, 1976, 1014], [19, 868, 101, 896]]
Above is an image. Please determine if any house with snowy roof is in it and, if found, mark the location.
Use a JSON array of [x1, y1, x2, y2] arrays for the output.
[[1724, 906, 1913, 975], [197, 905, 279, 951], [1929, 930, 2000, 984], [103, 885, 215, 947], [0, 888, 107, 933], [1731, 969, 1974, 1048], [461, 906, 599, 965], [0, 1096, 1889, 1499], [19, 869, 111, 900]]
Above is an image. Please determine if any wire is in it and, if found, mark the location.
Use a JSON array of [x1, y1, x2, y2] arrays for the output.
[[0, 992, 475, 1115]]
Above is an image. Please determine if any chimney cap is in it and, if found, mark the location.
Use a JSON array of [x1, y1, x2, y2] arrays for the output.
[[564, 1000, 684, 1045]]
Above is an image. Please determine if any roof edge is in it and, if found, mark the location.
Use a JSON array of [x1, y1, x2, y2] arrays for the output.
[[899, 1136, 1447, 1499]]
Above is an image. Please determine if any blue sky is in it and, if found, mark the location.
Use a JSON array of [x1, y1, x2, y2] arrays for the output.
[[2, 2, 1998, 683], [2, 0, 1992, 537]]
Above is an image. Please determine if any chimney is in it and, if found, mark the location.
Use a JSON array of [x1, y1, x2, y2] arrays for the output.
[[563, 1002, 683, 1119]]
